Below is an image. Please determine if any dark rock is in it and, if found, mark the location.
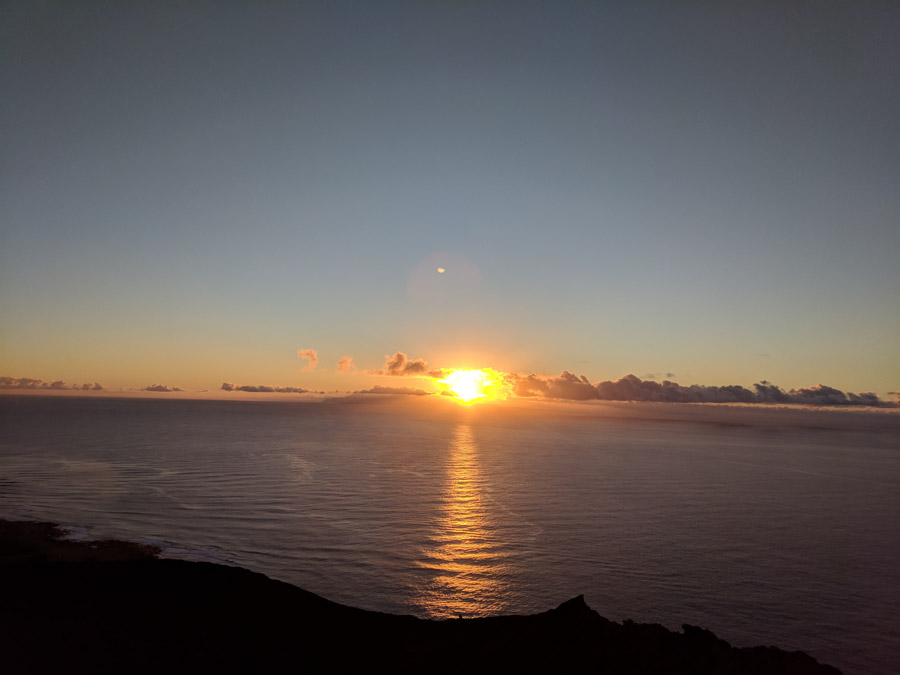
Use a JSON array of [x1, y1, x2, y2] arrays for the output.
[[0, 520, 841, 674]]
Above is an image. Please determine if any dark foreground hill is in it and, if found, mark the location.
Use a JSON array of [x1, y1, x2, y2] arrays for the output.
[[0, 520, 840, 674]]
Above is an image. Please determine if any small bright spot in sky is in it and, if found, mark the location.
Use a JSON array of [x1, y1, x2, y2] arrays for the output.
[[437, 267, 445, 274]]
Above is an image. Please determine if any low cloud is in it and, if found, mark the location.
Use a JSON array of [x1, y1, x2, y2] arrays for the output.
[[298, 348, 318, 372], [337, 356, 356, 373], [501, 372, 893, 407], [505, 373, 549, 398], [356, 351, 892, 408], [142, 384, 183, 392], [505, 371, 599, 400], [1, 376, 103, 391], [221, 382, 309, 394], [846, 391, 883, 406], [546, 372, 601, 400], [786, 384, 882, 406], [354, 385, 429, 396], [752, 380, 788, 403], [369, 352, 432, 377], [595, 375, 758, 403]]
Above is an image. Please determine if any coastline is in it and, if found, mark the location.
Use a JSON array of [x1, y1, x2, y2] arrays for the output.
[[1, 519, 840, 674]]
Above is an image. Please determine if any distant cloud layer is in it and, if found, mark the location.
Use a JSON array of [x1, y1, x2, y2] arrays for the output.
[[354, 385, 429, 396], [0, 376, 103, 391], [507, 371, 598, 400], [298, 348, 318, 372], [221, 382, 309, 394], [3, 368, 891, 407], [356, 350, 894, 407], [142, 384, 183, 392], [504, 372, 894, 407]]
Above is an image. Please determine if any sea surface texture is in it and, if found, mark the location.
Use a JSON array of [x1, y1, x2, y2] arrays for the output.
[[1, 395, 898, 674]]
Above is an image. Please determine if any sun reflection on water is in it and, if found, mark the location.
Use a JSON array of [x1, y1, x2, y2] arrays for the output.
[[412, 424, 512, 618]]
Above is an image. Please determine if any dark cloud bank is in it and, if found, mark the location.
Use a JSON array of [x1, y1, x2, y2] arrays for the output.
[[142, 384, 183, 393], [0, 377, 103, 391], [3, 371, 893, 407], [354, 385, 429, 396], [221, 382, 309, 394], [507, 372, 894, 407], [368, 352, 894, 407]]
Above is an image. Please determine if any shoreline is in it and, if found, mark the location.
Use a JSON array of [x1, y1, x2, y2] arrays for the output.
[[0, 519, 841, 674]]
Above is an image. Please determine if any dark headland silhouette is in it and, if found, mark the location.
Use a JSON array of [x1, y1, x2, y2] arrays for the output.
[[1, 520, 840, 674]]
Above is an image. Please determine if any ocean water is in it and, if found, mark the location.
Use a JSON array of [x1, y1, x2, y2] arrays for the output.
[[1, 394, 898, 674]]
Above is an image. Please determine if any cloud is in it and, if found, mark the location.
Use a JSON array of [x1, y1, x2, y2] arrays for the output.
[[0, 377, 54, 389], [369, 352, 431, 377], [846, 391, 882, 406], [504, 373, 549, 397], [499, 372, 892, 407], [142, 384, 183, 392], [337, 356, 356, 373], [221, 382, 309, 394], [756, 382, 885, 407], [298, 348, 318, 372], [354, 385, 429, 396], [0, 376, 103, 391], [594, 375, 759, 403], [786, 384, 849, 406], [752, 380, 789, 403], [546, 372, 601, 400], [506, 371, 598, 400]]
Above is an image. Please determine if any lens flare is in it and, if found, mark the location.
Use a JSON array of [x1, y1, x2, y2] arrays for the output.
[[439, 368, 506, 404]]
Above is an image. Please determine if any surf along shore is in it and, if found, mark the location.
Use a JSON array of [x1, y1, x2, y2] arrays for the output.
[[0, 519, 840, 674]]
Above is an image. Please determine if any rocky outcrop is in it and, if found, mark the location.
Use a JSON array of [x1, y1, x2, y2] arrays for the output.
[[0, 520, 840, 674]]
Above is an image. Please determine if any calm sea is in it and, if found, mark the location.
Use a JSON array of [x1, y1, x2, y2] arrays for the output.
[[1, 395, 898, 673]]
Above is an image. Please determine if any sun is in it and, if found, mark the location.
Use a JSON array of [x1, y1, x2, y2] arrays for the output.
[[438, 368, 506, 404]]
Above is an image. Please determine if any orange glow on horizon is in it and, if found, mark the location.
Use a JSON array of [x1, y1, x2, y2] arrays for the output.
[[438, 368, 507, 404]]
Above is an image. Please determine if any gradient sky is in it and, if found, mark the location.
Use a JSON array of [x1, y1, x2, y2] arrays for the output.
[[2, 1, 898, 395]]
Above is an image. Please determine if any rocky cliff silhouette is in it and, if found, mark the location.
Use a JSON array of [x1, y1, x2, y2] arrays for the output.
[[0, 520, 840, 674]]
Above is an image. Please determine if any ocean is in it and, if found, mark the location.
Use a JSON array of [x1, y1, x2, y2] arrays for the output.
[[1, 394, 898, 673]]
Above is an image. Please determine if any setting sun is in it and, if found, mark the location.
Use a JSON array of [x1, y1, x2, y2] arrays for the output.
[[438, 368, 506, 403]]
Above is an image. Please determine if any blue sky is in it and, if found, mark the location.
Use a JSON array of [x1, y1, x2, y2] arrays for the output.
[[2, 1, 898, 395]]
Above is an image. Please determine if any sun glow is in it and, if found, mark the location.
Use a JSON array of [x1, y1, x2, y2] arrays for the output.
[[439, 368, 506, 404]]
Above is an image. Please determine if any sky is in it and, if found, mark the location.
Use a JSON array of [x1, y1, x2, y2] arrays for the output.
[[1, 1, 898, 399]]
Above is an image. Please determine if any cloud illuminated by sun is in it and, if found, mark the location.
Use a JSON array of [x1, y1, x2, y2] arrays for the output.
[[437, 368, 507, 404]]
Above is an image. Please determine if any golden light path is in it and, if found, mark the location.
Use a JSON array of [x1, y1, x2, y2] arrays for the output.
[[412, 424, 512, 618], [438, 368, 507, 404]]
